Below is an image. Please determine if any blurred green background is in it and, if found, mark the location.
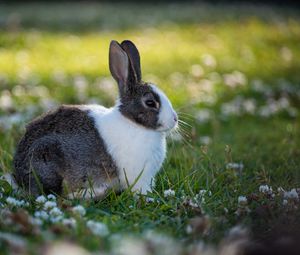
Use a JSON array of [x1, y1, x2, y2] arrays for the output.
[[0, 2, 299, 254]]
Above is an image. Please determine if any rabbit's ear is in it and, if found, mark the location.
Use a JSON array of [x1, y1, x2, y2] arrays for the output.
[[109, 40, 130, 93], [121, 40, 141, 83]]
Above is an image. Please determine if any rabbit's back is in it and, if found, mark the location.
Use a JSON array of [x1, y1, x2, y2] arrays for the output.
[[13, 105, 118, 195]]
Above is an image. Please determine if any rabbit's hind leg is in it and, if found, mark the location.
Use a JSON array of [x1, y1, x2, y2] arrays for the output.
[[26, 137, 65, 195]]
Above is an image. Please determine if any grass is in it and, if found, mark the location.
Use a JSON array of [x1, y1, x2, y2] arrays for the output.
[[0, 2, 300, 254]]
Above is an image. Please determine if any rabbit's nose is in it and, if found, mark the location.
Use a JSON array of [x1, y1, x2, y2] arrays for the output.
[[173, 113, 178, 122]]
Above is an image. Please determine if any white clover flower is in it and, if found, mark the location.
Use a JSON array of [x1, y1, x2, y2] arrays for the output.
[[169, 72, 184, 87], [34, 210, 49, 220], [145, 197, 155, 203], [258, 105, 272, 118], [72, 205, 86, 216], [74, 76, 88, 101], [86, 220, 109, 237], [62, 218, 76, 228], [277, 98, 289, 110], [277, 187, 284, 193], [35, 195, 47, 204], [221, 101, 241, 117], [224, 71, 247, 88], [40, 98, 58, 111], [6, 197, 18, 206], [183, 197, 200, 208], [195, 109, 213, 123], [50, 216, 63, 223], [251, 79, 265, 92], [243, 99, 256, 114], [199, 136, 211, 145], [186, 225, 193, 234], [195, 190, 211, 204], [0, 113, 26, 131], [282, 199, 288, 206], [238, 196, 247, 205], [190, 64, 204, 78], [188, 200, 199, 208], [44, 201, 57, 210], [283, 189, 299, 200], [226, 162, 244, 171], [47, 194, 56, 200], [29, 217, 43, 226], [49, 207, 63, 217], [199, 190, 207, 196], [97, 77, 117, 98], [198, 189, 212, 197], [0, 90, 13, 110], [202, 54, 217, 68], [6, 197, 27, 207], [194, 193, 205, 203], [259, 185, 273, 195], [163, 189, 175, 197]]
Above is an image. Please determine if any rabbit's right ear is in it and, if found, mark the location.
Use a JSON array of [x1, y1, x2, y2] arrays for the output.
[[121, 40, 141, 83], [109, 40, 129, 94]]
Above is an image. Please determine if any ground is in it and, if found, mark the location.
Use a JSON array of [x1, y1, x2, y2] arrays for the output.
[[0, 2, 299, 255]]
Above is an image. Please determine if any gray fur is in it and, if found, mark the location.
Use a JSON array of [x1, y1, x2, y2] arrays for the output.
[[13, 105, 118, 196]]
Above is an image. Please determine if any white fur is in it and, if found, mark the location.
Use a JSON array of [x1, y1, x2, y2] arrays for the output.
[[83, 84, 176, 194], [85, 105, 165, 194], [150, 85, 178, 132]]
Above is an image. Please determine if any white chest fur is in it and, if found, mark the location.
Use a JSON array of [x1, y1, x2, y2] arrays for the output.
[[86, 105, 166, 194]]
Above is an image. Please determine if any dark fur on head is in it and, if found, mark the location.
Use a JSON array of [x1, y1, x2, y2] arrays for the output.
[[109, 40, 162, 129]]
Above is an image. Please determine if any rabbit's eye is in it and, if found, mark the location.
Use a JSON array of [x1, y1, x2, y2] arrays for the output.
[[145, 100, 156, 108], [143, 92, 160, 109]]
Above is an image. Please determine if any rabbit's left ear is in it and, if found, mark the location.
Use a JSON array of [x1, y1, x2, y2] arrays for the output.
[[109, 40, 130, 95], [121, 40, 142, 83]]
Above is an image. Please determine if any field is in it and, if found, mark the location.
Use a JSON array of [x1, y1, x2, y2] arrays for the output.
[[0, 2, 300, 254]]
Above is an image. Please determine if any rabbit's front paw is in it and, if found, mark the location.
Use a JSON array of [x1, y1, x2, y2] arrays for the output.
[[67, 186, 107, 200]]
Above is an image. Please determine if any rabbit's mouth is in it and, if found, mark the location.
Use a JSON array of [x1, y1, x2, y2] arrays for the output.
[[156, 118, 178, 133], [156, 109, 178, 132]]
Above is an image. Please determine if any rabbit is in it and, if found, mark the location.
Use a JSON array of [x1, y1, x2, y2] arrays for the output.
[[13, 40, 178, 199]]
